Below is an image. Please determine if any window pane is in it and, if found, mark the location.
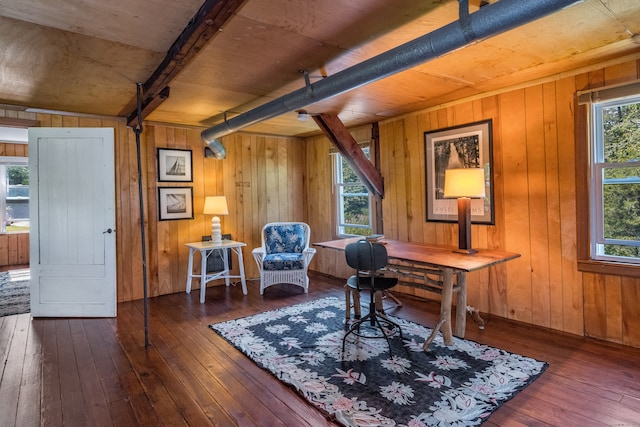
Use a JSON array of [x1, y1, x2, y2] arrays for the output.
[[4, 164, 29, 233], [603, 244, 640, 258], [8, 166, 29, 185], [592, 97, 640, 263], [343, 227, 371, 236], [342, 184, 367, 195], [8, 186, 28, 197], [601, 103, 640, 163], [341, 157, 360, 184], [334, 149, 372, 237], [602, 181, 640, 242], [342, 195, 370, 225]]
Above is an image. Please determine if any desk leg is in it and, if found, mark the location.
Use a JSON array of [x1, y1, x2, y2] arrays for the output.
[[424, 267, 454, 350], [200, 249, 208, 303], [186, 248, 195, 294], [344, 285, 351, 320], [454, 272, 467, 338], [236, 247, 247, 295], [467, 306, 485, 329]]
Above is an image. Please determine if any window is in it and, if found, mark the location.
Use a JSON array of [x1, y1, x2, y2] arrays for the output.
[[0, 157, 29, 233], [333, 149, 372, 237], [589, 96, 640, 263]]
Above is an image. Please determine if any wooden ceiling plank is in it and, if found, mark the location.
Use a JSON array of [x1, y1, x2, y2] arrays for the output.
[[313, 113, 384, 198], [121, 0, 247, 120]]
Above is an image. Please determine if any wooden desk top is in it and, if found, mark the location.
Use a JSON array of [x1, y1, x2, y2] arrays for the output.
[[313, 237, 520, 272]]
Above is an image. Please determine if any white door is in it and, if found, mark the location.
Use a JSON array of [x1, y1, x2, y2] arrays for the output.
[[28, 128, 116, 317]]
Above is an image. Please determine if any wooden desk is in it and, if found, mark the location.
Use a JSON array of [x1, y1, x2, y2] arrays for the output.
[[313, 237, 520, 349], [185, 240, 248, 303]]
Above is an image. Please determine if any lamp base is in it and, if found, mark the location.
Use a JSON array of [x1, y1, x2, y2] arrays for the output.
[[211, 216, 222, 244], [455, 197, 476, 255], [453, 248, 478, 255]]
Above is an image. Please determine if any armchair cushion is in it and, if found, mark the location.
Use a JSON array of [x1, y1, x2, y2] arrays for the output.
[[264, 223, 306, 254], [263, 253, 305, 271]]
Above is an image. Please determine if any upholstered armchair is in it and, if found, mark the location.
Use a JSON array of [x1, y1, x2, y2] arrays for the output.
[[252, 222, 316, 295]]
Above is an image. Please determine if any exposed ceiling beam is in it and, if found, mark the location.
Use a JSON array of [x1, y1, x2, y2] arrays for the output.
[[121, 0, 247, 122], [313, 113, 384, 198], [127, 87, 171, 127]]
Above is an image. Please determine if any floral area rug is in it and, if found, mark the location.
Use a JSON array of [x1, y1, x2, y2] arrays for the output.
[[209, 297, 547, 427], [0, 269, 30, 317]]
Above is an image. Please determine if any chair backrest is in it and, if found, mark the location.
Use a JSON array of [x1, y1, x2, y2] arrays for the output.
[[262, 222, 310, 254], [345, 240, 388, 272]]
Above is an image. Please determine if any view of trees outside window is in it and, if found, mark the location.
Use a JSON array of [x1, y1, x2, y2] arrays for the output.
[[2, 163, 30, 233], [593, 98, 640, 261], [335, 150, 372, 237]]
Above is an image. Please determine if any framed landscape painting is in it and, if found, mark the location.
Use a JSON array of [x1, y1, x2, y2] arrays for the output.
[[424, 119, 494, 224]]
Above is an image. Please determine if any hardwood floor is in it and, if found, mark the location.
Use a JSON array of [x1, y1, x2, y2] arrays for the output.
[[1, 272, 640, 426]]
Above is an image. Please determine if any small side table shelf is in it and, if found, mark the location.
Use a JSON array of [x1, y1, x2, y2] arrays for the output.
[[185, 240, 247, 303]]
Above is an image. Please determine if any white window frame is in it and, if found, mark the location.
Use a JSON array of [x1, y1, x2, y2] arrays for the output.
[[332, 149, 373, 237], [589, 95, 640, 264], [0, 156, 29, 234]]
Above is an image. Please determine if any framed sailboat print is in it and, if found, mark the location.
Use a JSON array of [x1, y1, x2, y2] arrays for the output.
[[157, 148, 193, 182], [158, 187, 194, 220]]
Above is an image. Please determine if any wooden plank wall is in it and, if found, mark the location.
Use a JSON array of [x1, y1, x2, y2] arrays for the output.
[[3, 60, 639, 348], [0, 108, 306, 303], [577, 60, 640, 348], [307, 58, 640, 348], [144, 127, 306, 299], [304, 125, 372, 280], [0, 112, 31, 268]]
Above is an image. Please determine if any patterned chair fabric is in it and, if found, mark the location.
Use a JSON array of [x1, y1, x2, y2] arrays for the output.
[[252, 222, 316, 295], [263, 253, 305, 271]]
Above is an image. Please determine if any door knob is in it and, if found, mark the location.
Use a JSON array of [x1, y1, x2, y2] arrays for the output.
[[103, 228, 115, 234]]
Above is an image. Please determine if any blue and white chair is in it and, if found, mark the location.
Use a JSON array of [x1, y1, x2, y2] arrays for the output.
[[252, 222, 316, 295]]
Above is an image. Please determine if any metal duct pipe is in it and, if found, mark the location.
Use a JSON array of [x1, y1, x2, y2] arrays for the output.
[[202, 0, 580, 145]]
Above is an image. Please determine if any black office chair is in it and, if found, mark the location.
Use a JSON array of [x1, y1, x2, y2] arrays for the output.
[[342, 240, 403, 354]]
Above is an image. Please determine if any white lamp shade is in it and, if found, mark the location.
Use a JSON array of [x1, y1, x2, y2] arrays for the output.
[[443, 168, 486, 198], [203, 196, 229, 215]]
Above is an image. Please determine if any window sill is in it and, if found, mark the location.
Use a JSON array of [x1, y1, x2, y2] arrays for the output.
[[577, 259, 640, 278]]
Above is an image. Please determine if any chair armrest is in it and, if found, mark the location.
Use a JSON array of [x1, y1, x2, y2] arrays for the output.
[[303, 247, 316, 264], [252, 248, 265, 269]]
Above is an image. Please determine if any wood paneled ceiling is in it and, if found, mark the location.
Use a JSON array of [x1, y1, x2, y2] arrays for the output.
[[1, 0, 639, 138]]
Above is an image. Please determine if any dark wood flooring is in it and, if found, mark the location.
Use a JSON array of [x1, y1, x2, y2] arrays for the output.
[[1, 271, 640, 426]]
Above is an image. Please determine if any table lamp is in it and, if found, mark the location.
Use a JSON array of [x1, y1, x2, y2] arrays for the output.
[[444, 168, 486, 254], [203, 196, 228, 243]]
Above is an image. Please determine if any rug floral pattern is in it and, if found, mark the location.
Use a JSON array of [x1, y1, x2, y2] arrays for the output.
[[210, 297, 547, 427], [0, 269, 30, 317]]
